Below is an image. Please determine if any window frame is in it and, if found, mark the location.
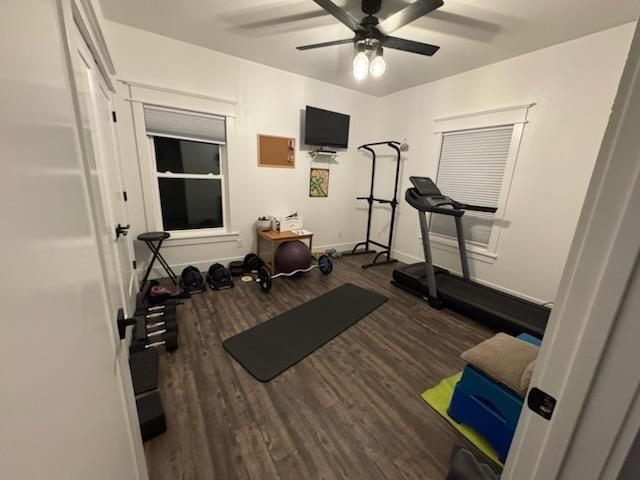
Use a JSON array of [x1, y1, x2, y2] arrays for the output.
[[147, 134, 230, 238], [429, 104, 532, 263]]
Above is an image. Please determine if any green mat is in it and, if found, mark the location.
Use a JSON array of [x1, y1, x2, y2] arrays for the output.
[[421, 372, 503, 466]]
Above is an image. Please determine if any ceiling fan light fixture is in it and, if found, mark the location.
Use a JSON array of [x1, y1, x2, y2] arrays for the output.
[[300, 0, 443, 81], [353, 44, 369, 80], [369, 48, 386, 77]]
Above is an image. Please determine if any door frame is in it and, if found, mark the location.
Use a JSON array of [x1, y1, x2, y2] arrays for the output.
[[503, 20, 640, 479], [57, 1, 148, 479]]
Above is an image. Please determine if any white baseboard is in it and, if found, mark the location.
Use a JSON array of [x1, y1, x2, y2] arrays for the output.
[[147, 255, 246, 279], [392, 249, 424, 265], [317, 241, 360, 253], [143, 240, 360, 279], [391, 248, 549, 305]]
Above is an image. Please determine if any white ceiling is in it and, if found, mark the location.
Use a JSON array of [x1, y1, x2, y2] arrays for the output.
[[100, 0, 640, 96]]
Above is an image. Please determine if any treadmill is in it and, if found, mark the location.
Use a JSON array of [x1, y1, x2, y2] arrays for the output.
[[392, 176, 550, 337]]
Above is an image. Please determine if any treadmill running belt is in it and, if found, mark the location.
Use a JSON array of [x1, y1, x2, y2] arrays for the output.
[[391, 263, 549, 337], [437, 274, 549, 337], [223, 283, 387, 381]]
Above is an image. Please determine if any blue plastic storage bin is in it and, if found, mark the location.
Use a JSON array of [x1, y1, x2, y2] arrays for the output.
[[448, 379, 514, 462], [447, 333, 541, 462]]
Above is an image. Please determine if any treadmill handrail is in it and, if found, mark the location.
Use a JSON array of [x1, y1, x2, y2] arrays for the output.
[[431, 206, 464, 217], [458, 203, 498, 213], [405, 186, 496, 217], [431, 198, 496, 214]]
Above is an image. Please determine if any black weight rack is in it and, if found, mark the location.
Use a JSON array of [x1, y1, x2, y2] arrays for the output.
[[345, 141, 401, 268]]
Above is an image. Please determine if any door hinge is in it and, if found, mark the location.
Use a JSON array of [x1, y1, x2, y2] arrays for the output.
[[112, 111, 117, 122], [527, 387, 557, 420], [122, 190, 128, 202], [132, 260, 137, 270]]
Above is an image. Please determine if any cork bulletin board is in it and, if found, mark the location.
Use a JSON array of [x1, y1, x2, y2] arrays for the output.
[[257, 134, 296, 168]]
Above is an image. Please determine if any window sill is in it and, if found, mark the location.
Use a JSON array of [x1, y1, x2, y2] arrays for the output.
[[164, 229, 240, 247], [420, 234, 497, 264]]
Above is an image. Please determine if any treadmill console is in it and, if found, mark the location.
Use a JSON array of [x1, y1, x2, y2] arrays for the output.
[[409, 177, 441, 196]]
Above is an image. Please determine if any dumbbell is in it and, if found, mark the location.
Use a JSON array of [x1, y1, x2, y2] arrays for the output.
[[118, 310, 178, 354], [130, 328, 179, 353], [136, 303, 176, 319], [136, 304, 178, 331], [145, 316, 178, 334]]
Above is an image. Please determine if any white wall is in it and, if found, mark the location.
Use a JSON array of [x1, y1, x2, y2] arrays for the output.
[[105, 21, 379, 277], [376, 23, 634, 303]]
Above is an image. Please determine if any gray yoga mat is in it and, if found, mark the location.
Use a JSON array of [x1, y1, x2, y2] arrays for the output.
[[223, 283, 387, 381]]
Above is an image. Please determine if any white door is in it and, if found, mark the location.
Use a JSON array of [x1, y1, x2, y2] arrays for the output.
[[68, 19, 147, 476], [71, 25, 135, 322], [1, 0, 143, 478]]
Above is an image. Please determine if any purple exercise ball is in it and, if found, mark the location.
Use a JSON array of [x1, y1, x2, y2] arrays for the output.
[[275, 240, 312, 274]]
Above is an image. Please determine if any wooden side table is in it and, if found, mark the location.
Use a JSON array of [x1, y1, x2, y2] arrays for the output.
[[256, 230, 314, 273]]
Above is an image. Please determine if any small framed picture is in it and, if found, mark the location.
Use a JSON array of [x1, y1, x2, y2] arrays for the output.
[[309, 168, 329, 198]]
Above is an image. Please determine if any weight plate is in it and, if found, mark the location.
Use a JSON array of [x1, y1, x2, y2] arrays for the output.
[[228, 260, 245, 276], [244, 253, 264, 272], [318, 255, 333, 274], [257, 267, 272, 293], [243, 253, 257, 265]]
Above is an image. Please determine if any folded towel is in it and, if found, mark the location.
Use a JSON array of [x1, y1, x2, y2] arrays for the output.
[[461, 333, 539, 397]]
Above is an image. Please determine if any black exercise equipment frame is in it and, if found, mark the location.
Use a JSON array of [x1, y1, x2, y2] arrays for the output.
[[345, 141, 401, 268], [139, 234, 178, 287]]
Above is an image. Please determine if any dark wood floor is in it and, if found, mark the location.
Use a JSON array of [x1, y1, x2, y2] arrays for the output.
[[145, 254, 494, 480]]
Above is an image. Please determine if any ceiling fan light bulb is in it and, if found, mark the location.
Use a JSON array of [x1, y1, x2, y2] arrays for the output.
[[353, 51, 370, 80], [370, 55, 386, 77]]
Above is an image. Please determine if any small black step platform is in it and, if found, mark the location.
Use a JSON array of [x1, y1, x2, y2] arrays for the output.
[[136, 391, 166, 442]]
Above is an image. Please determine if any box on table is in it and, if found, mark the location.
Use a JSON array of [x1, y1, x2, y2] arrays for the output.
[[272, 215, 303, 232]]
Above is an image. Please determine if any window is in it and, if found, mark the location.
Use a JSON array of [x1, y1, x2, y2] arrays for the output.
[[154, 137, 223, 230], [429, 104, 532, 259], [431, 125, 515, 249], [144, 105, 228, 232]]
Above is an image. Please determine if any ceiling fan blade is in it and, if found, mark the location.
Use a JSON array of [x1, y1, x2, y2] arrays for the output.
[[311, 0, 365, 32], [382, 36, 440, 56], [296, 38, 354, 50], [378, 0, 444, 35]]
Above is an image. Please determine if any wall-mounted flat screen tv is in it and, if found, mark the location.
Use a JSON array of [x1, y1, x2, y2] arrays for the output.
[[304, 106, 350, 148]]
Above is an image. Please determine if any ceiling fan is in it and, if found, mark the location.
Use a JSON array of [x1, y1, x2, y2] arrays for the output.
[[296, 0, 444, 79]]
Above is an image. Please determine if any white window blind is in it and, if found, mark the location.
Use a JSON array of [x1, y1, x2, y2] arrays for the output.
[[144, 105, 226, 144], [431, 125, 514, 246]]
